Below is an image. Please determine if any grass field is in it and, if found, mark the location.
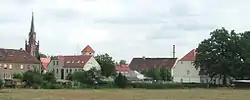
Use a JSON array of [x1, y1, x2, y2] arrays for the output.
[[0, 88, 249, 100]]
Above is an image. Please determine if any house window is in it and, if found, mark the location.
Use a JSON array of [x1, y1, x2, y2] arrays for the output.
[[20, 65, 24, 69], [72, 61, 74, 63], [66, 61, 70, 63], [56, 61, 59, 65], [75, 69, 77, 71], [53, 61, 55, 65], [9, 64, 12, 70], [27, 65, 30, 70], [4, 73, 7, 79], [66, 69, 69, 73], [187, 70, 190, 75], [70, 69, 72, 73], [81, 61, 84, 63], [77, 61, 80, 63], [4, 64, 7, 69]]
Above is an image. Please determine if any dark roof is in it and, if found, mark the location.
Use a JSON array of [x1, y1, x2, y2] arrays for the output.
[[179, 49, 196, 61], [58, 55, 92, 68], [129, 58, 177, 70], [0, 48, 40, 64]]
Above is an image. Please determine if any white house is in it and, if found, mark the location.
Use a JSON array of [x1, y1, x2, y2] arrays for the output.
[[46, 45, 101, 80], [173, 49, 231, 85], [173, 49, 200, 83]]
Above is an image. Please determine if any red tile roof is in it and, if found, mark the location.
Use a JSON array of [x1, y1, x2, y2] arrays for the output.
[[0, 48, 40, 64], [40, 58, 51, 70], [129, 58, 177, 70], [179, 49, 196, 61], [81, 45, 95, 53], [58, 55, 92, 68], [116, 64, 131, 72]]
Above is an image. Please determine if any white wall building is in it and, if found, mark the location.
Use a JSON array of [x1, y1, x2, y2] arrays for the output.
[[173, 49, 231, 85], [173, 49, 200, 83], [46, 45, 101, 80]]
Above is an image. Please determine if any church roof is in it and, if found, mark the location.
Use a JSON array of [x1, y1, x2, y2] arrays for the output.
[[179, 49, 196, 61], [81, 45, 95, 53]]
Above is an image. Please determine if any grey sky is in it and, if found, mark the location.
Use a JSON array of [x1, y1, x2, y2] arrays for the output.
[[1, 0, 250, 62]]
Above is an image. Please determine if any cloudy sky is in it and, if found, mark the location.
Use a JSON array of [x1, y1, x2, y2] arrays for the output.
[[1, 0, 250, 62]]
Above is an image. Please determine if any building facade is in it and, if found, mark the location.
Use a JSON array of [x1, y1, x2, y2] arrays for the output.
[[173, 49, 231, 85], [46, 45, 101, 80], [0, 49, 41, 79], [129, 57, 177, 77], [173, 49, 200, 83]]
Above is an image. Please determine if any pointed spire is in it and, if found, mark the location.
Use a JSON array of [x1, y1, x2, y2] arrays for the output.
[[30, 12, 35, 32]]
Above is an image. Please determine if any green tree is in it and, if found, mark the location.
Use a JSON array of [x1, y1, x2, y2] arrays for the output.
[[94, 53, 116, 77], [72, 68, 101, 85], [119, 60, 127, 65], [43, 72, 56, 83], [36, 53, 47, 61], [236, 31, 250, 79], [13, 73, 23, 79], [66, 73, 73, 81], [193, 27, 249, 84], [144, 68, 161, 81], [0, 79, 2, 89], [114, 73, 128, 88], [23, 70, 43, 88], [159, 68, 172, 81]]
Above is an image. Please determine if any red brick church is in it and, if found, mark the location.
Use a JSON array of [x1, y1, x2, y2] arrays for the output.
[[25, 12, 39, 57]]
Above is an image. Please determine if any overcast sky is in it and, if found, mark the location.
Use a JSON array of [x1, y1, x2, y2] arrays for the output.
[[1, 0, 250, 62]]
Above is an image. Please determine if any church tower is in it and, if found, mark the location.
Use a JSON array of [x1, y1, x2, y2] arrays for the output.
[[25, 12, 39, 57]]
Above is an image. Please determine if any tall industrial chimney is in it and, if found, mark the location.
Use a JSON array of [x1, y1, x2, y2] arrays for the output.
[[173, 45, 176, 58]]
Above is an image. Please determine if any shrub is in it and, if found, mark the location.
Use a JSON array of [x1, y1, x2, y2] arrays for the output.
[[80, 84, 88, 89], [41, 82, 63, 89], [96, 82, 116, 89], [32, 84, 40, 89], [114, 73, 128, 88], [0, 79, 2, 89], [129, 83, 207, 89], [13, 73, 23, 79]]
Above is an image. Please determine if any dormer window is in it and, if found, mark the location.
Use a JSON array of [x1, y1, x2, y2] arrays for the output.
[[77, 61, 80, 63], [72, 61, 74, 63], [66, 61, 70, 63], [9, 64, 12, 69], [20, 65, 23, 69], [81, 61, 84, 63]]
